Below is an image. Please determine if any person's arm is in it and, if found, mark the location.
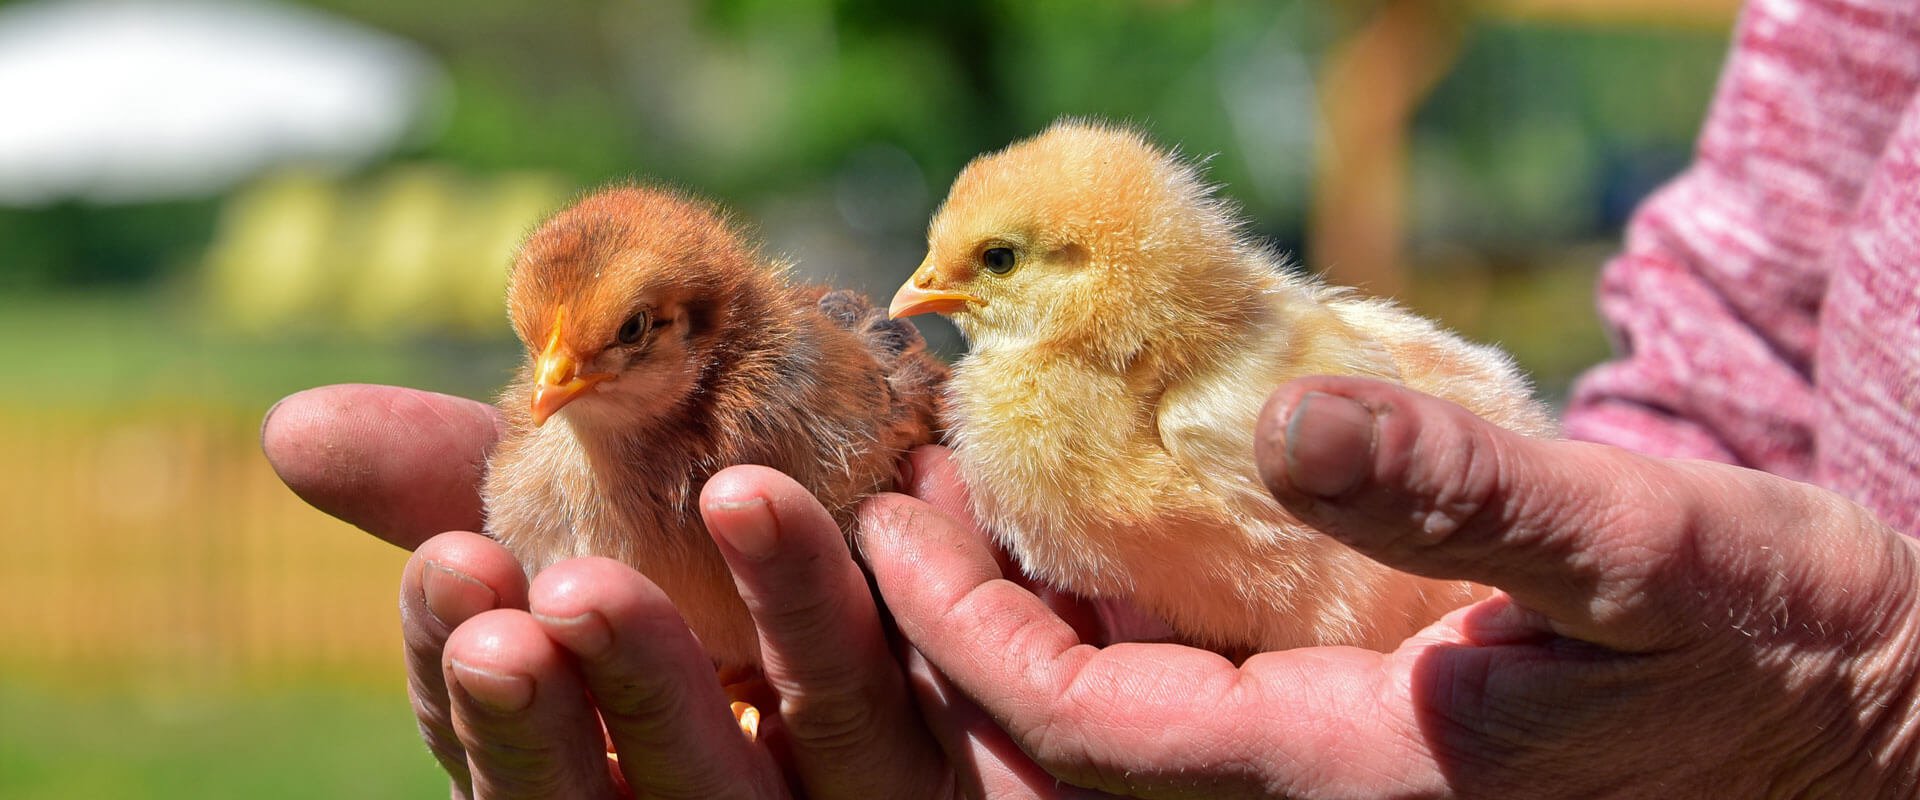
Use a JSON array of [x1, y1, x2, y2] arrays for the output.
[[1564, 0, 1920, 478], [863, 376, 1920, 797]]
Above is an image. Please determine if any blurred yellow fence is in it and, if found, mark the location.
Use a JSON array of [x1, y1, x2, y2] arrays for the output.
[[0, 406, 409, 691]]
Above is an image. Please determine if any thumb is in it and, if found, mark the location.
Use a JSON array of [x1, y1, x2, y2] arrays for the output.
[[1254, 377, 1900, 653]]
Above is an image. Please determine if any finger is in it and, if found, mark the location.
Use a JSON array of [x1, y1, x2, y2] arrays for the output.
[[262, 384, 502, 550], [900, 648, 1120, 800], [902, 446, 1161, 646], [1254, 376, 1907, 651], [898, 445, 1051, 596], [529, 559, 786, 799], [898, 445, 977, 532], [402, 532, 531, 794], [443, 609, 623, 799], [858, 492, 1356, 797], [701, 466, 956, 798]]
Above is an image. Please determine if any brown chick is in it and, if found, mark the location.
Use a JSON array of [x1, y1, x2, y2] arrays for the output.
[[483, 185, 946, 713], [890, 120, 1554, 655]]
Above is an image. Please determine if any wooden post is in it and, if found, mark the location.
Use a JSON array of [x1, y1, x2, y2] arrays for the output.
[[1308, 0, 1744, 298], [1310, 0, 1470, 298]]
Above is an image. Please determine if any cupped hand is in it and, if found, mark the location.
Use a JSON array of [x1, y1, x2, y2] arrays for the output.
[[261, 384, 983, 798], [858, 376, 1920, 798]]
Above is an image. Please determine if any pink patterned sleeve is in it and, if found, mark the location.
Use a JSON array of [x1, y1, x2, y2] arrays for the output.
[[1563, 0, 1920, 480], [1813, 87, 1920, 537]]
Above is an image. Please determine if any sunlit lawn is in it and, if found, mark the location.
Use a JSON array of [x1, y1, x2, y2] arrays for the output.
[[0, 292, 510, 799], [0, 681, 445, 799], [0, 289, 518, 411]]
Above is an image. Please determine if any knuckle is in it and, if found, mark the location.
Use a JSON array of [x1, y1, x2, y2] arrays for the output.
[[1020, 713, 1136, 795], [409, 692, 474, 788], [757, 580, 853, 648], [592, 673, 691, 721], [1401, 419, 1622, 568], [1383, 409, 1517, 553], [1016, 658, 1113, 788], [417, 719, 470, 780], [414, 718, 470, 781], [462, 740, 572, 796], [411, 688, 458, 740], [1018, 710, 1083, 780], [402, 603, 452, 649], [780, 690, 883, 752]]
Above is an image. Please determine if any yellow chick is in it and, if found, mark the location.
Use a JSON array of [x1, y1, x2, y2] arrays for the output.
[[889, 120, 1554, 654]]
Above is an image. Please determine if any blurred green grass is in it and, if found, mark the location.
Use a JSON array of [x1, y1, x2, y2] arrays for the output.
[[0, 681, 444, 799], [0, 291, 503, 797], [0, 290, 518, 413]]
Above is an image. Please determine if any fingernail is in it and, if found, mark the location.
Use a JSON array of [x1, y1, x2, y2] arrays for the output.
[[533, 610, 612, 657], [422, 560, 501, 628], [710, 494, 777, 560], [258, 396, 285, 454], [449, 660, 533, 713], [1284, 392, 1376, 498]]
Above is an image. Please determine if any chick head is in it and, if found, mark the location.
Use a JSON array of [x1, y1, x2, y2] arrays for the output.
[[891, 119, 1254, 359], [507, 185, 764, 428]]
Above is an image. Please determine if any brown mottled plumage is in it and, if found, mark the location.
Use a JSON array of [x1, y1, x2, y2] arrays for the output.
[[484, 185, 945, 672], [891, 120, 1554, 654]]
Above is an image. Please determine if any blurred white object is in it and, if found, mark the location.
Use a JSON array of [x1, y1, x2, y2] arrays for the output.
[[0, 0, 441, 205]]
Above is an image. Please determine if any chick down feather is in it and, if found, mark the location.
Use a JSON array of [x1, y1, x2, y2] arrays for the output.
[[483, 185, 946, 671], [899, 120, 1554, 654]]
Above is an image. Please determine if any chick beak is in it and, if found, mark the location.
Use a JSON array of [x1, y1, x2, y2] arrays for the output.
[[888, 262, 978, 319], [531, 311, 616, 426]]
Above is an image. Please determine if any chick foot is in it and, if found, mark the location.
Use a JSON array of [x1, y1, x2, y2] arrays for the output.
[[729, 699, 761, 742], [721, 671, 770, 742]]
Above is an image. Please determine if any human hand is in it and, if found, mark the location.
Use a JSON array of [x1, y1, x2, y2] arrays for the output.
[[260, 384, 968, 798], [858, 376, 1920, 798]]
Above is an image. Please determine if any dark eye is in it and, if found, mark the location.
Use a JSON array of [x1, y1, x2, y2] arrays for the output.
[[982, 246, 1017, 275], [616, 311, 648, 345]]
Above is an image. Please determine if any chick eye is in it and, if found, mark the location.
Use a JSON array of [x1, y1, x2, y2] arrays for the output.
[[616, 311, 649, 345], [981, 246, 1017, 275]]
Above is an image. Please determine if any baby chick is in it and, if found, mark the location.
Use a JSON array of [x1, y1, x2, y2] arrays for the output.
[[890, 121, 1553, 654], [484, 185, 946, 726]]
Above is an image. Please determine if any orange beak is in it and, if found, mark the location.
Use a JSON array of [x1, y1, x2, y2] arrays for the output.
[[888, 261, 979, 319], [530, 308, 616, 426]]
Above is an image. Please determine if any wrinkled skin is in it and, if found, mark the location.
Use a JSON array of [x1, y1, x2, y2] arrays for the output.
[[263, 378, 1920, 798]]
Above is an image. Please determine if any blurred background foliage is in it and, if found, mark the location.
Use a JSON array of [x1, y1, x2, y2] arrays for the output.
[[0, 0, 1735, 795]]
